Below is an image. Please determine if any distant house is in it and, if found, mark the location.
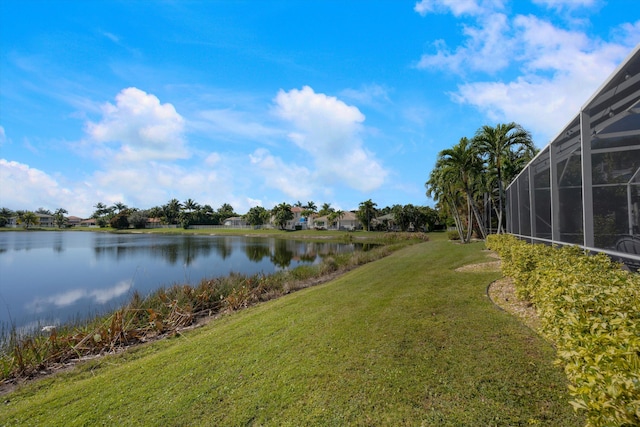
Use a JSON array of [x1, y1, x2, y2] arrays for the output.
[[373, 213, 397, 231], [311, 211, 360, 231], [6, 213, 55, 228], [146, 217, 163, 228], [288, 206, 307, 230], [38, 214, 55, 227], [268, 206, 315, 230], [80, 218, 97, 227], [67, 216, 83, 227], [270, 206, 304, 230], [223, 216, 248, 228]]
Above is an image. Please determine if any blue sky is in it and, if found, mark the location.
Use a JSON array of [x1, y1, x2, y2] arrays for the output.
[[1, 0, 638, 217]]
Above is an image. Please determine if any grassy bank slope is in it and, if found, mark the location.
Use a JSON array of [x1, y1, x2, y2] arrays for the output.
[[1, 236, 581, 426]]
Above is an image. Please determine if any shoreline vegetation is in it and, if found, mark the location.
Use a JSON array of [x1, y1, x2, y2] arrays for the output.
[[0, 229, 427, 385], [0, 225, 405, 242]]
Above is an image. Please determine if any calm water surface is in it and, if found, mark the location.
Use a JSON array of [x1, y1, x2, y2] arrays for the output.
[[0, 231, 363, 330]]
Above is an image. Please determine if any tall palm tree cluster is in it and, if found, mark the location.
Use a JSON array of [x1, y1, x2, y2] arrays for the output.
[[426, 122, 537, 243], [90, 199, 238, 229]]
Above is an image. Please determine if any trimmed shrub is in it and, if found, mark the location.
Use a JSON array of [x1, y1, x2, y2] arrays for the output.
[[487, 234, 640, 427]]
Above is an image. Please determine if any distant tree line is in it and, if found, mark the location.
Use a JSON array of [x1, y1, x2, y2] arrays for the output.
[[1, 198, 445, 232]]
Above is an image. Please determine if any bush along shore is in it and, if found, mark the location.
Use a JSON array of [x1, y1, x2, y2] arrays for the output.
[[0, 232, 428, 384], [486, 234, 640, 427]]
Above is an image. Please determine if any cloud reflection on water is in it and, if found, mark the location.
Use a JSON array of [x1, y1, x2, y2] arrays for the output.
[[25, 279, 133, 313], [2, 232, 369, 329]]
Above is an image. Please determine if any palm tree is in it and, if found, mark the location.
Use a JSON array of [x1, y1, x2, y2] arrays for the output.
[[163, 199, 182, 225], [318, 203, 333, 217], [437, 137, 487, 240], [0, 207, 14, 227], [199, 204, 216, 224], [19, 211, 39, 229], [272, 202, 293, 230], [92, 202, 107, 218], [357, 199, 378, 232], [301, 201, 317, 228], [426, 162, 466, 241], [179, 198, 199, 228], [183, 198, 199, 213], [502, 143, 537, 184], [53, 208, 68, 228], [147, 206, 163, 222], [473, 123, 534, 233], [112, 202, 128, 213], [327, 209, 345, 229], [217, 203, 235, 220]]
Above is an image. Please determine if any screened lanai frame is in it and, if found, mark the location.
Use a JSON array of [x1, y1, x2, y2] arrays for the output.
[[505, 45, 640, 268]]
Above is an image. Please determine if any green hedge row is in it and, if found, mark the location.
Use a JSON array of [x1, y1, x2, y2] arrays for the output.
[[486, 234, 640, 427]]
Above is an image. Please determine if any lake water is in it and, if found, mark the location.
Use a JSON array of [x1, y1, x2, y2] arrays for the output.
[[0, 231, 364, 331]]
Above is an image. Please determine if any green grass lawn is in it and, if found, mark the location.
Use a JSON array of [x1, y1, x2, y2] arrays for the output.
[[0, 234, 582, 426]]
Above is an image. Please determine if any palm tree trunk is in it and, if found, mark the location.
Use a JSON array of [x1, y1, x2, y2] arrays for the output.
[[465, 190, 487, 239], [493, 204, 501, 232], [447, 198, 465, 242], [466, 201, 473, 242], [497, 168, 505, 234]]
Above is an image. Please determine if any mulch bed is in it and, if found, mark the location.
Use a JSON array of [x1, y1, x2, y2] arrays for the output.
[[455, 253, 540, 332]]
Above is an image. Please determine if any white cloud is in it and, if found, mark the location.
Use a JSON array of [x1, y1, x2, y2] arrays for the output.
[[414, 0, 495, 17], [514, 14, 600, 72], [0, 159, 148, 217], [616, 21, 640, 46], [273, 86, 387, 192], [0, 156, 249, 217], [415, 2, 640, 144], [249, 148, 313, 200], [0, 159, 83, 212], [246, 197, 263, 208], [194, 108, 281, 141], [85, 87, 188, 162], [204, 152, 221, 166], [417, 12, 512, 73], [102, 31, 120, 43], [91, 159, 243, 209], [532, 0, 596, 10], [340, 84, 392, 108], [453, 17, 636, 142], [0, 126, 5, 144], [274, 86, 365, 137]]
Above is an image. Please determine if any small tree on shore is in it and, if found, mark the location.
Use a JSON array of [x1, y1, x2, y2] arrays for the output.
[[244, 206, 270, 227], [19, 211, 39, 229], [271, 203, 293, 230], [0, 207, 14, 227], [217, 203, 236, 221], [53, 208, 68, 228], [129, 210, 148, 229], [110, 212, 130, 229]]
